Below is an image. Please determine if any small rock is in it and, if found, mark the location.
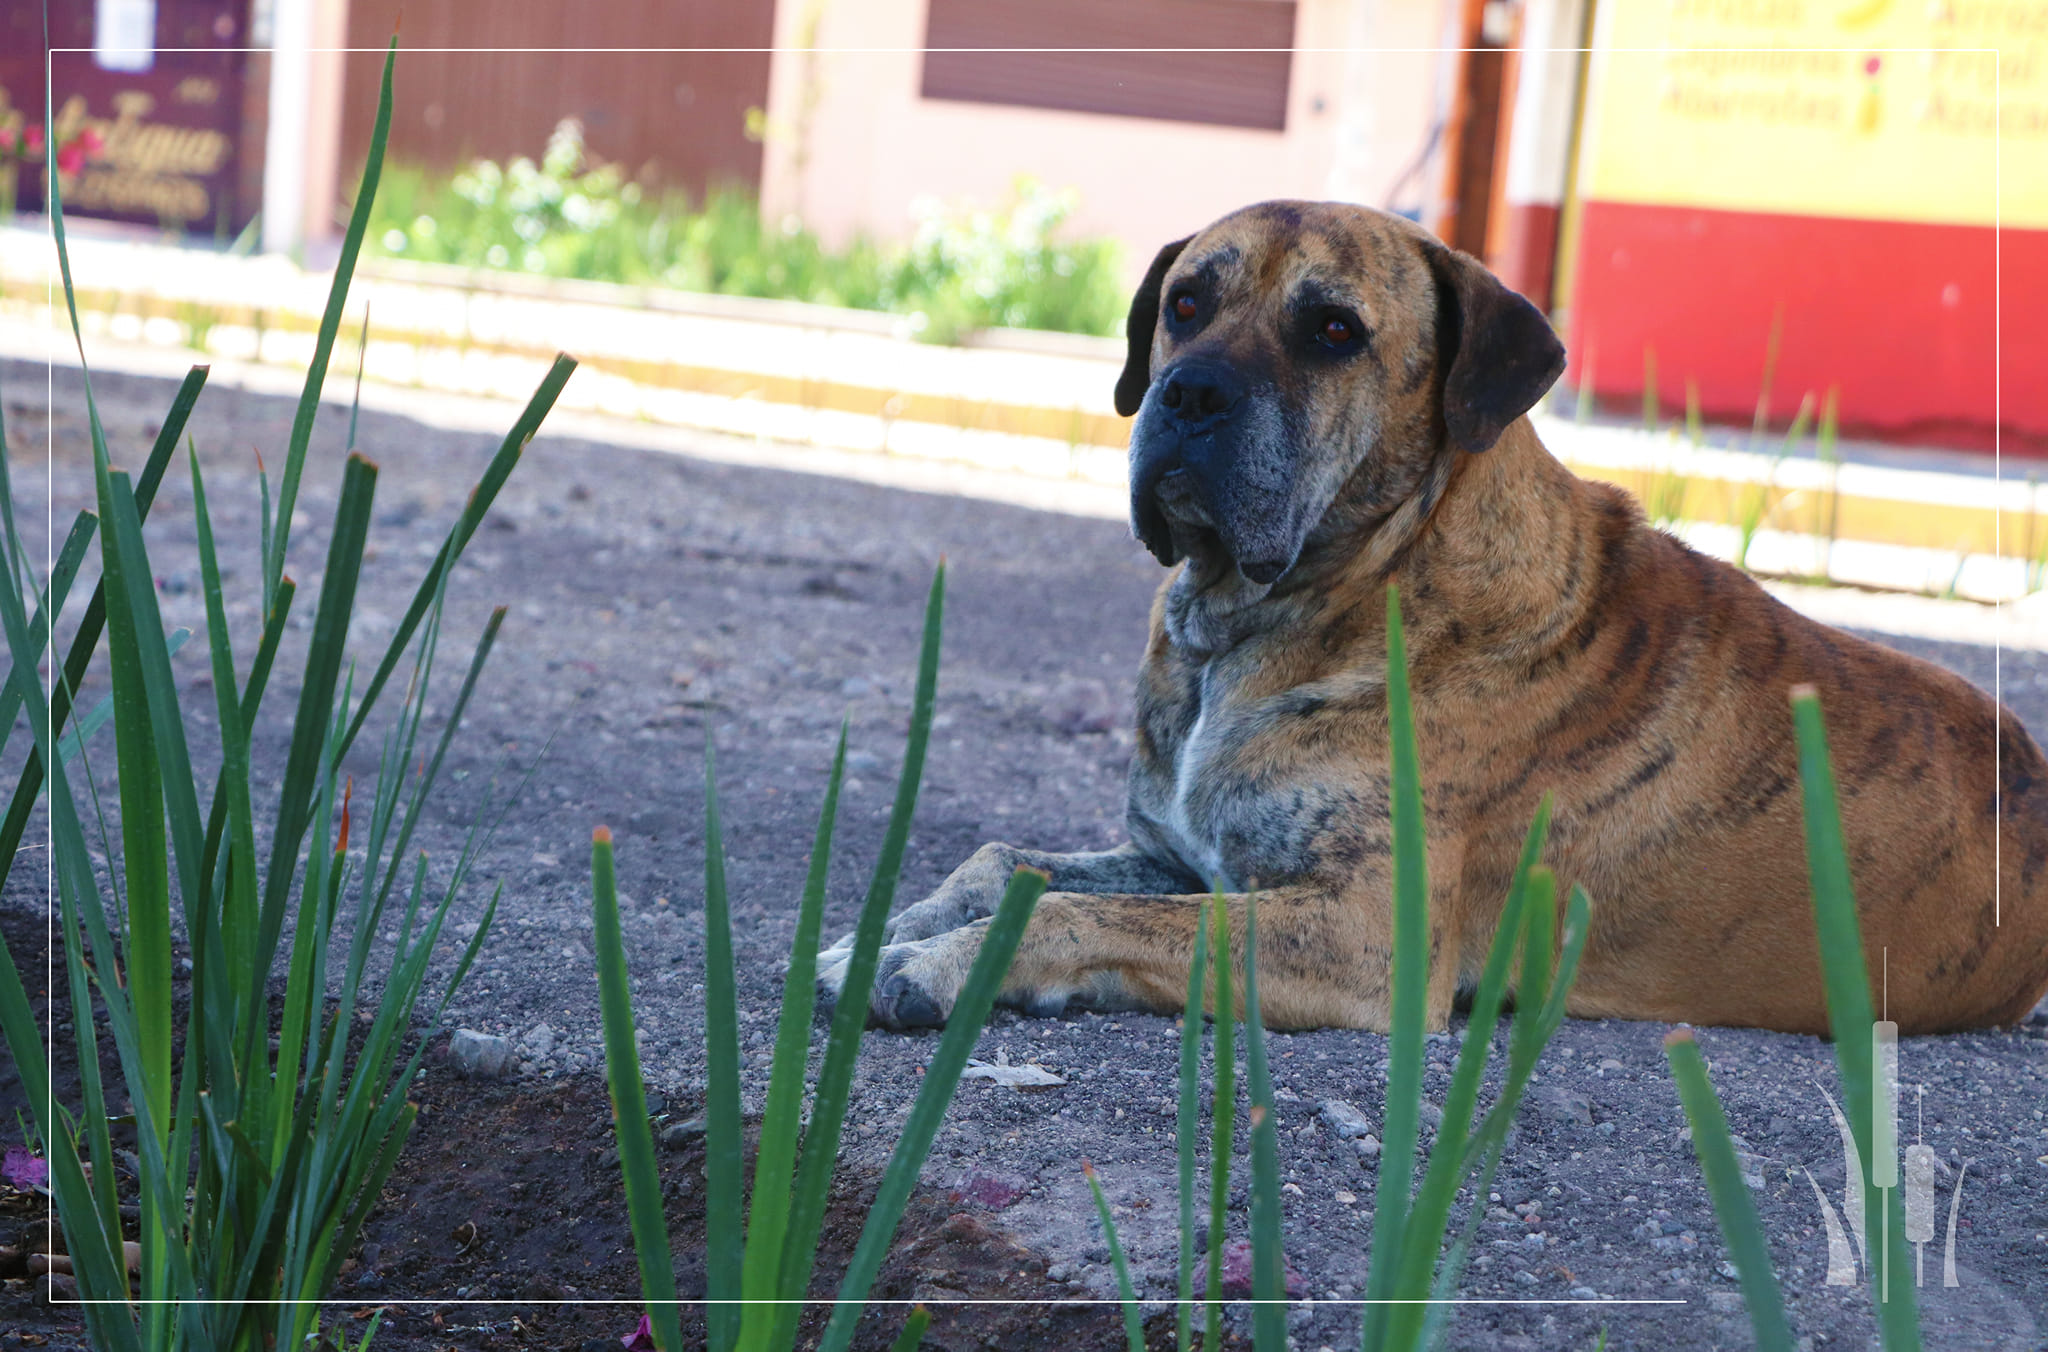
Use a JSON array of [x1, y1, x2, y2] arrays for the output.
[[1319, 1099, 1374, 1140], [447, 1029, 513, 1079], [840, 676, 873, 699], [1569, 1285, 1599, 1300], [1354, 1134, 1382, 1159], [518, 1023, 556, 1059], [660, 1117, 707, 1149], [1531, 1085, 1594, 1127], [1513, 1269, 1540, 1287], [1334, 1190, 1357, 1205], [1716, 1261, 1739, 1281], [1707, 1291, 1743, 1314], [1598, 1058, 1624, 1073]]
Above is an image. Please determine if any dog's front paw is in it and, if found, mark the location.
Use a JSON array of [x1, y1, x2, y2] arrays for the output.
[[814, 931, 984, 1031], [879, 893, 981, 945], [871, 941, 952, 1029]]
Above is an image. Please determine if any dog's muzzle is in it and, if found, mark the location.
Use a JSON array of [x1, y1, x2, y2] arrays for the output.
[[1129, 360, 1297, 586]]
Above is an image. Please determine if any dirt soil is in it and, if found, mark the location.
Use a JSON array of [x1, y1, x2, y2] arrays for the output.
[[4, 358, 2046, 1351]]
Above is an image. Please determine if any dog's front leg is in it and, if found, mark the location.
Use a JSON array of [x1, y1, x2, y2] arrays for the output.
[[826, 879, 1457, 1033], [819, 841, 1202, 956]]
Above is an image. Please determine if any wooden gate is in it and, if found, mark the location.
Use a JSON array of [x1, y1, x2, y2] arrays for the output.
[[340, 0, 775, 197]]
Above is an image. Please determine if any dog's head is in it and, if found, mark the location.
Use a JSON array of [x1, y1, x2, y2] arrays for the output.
[[1116, 201, 1565, 588]]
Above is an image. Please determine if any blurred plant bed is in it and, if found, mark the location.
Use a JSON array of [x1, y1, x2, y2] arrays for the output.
[[363, 119, 1126, 346]]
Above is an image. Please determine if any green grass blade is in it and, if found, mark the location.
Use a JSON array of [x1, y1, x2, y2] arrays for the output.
[[737, 722, 849, 1350], [702, 739, 744, 1352], [267, 38, 395, 596], [1176, 903, 1213, 1352], [1363, 583, 1429, 1340], [1241, 895, 1288, 1350], [91, 469, 177, 1202], [1665, 1030, 1794, 1351], [1413, 868, 1568, 1350], [593, 826, 683, 1352], [53, 628, 190, 765], [817, 867, 1048, 1352], [775, 563, 948, 1342], [1789, 686, 1921, 1350], [1535, 885, 1592, 1041], [0, 507, 93, 763], [1204, 888, 1235, 1352], [253, 452, 377, 1056], [198, 577, 296, 900], [337, 353, 577, 759], [1086, 1161, 1149, 1352], [1383, 797, 1552, 1337], [886, 1308, 932, 1352]]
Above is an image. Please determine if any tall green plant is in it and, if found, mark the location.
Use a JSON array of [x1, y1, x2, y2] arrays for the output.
[[0, 37, 576, 1351], [592, 566, 1046, 1352]]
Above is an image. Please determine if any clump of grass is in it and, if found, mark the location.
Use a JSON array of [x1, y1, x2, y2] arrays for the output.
[[2024, 473, 2048, 596], [0, 38, 576, 1351], [592, 564, 1047, 1352], [1735, 390, 1814, 573], [1087, 585, 1590, 1352], [365, 120, 1126, 341], [1813, 386, 1842, 582]]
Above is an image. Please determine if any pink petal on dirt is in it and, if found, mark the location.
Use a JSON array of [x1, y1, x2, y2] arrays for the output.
[[620, 1313, 656, 1350], [1218, 1237, 1307, 1299], [3, 1145, 48, 1191], [952, 1168, 1032, 1209]]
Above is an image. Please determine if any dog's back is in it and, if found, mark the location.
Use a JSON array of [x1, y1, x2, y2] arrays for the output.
[[1518, 471, 2048, 1034]]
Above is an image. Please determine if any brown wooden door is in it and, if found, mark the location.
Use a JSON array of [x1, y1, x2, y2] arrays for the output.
[[340, 0, 776, 197]]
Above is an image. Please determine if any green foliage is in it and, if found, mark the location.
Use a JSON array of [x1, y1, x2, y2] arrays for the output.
[[0, 38, 574, 1351], [1663, 1031, 1794, 1350], [592, 566, 1043, 1352], [365, 119, 1126, 341]]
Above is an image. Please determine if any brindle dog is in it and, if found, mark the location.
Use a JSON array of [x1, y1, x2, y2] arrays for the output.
[[818, 200, 2048, 1036]]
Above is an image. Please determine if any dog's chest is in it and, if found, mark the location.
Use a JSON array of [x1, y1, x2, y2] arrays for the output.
[[1134, 652, 1362, 890]]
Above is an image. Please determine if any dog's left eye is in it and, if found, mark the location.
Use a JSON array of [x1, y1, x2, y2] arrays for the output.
[[1316, 313, 1360, 350]]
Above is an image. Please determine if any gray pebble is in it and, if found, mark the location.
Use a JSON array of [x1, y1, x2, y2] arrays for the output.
[[448, 1029, 513, 1079], [1318, 1099, 1375, 1140]]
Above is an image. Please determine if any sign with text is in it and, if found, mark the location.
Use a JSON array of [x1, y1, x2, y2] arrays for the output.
[[0, 0, 257, 235], [1584, 0, 2047, 229]]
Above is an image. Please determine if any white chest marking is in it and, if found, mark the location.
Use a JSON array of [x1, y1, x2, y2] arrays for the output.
[[1162, 677, 1237, 892]]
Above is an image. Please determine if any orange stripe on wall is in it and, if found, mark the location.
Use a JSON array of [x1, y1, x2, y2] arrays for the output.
[[1566, 201, 2048, 454]]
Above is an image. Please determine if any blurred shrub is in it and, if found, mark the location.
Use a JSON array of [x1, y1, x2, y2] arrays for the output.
[[366, 119, 1125, 341]]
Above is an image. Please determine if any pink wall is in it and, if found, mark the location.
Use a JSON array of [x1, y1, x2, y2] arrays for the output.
[[758, 0, 1451, 283]]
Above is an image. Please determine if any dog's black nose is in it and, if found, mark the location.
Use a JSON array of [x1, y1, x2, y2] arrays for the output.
[[1158, 360, 1242, 427]]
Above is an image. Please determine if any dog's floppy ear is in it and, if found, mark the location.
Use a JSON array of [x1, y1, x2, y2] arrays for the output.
[[1423, 241, 1567, 453], [1114, 235, 1194, 417]]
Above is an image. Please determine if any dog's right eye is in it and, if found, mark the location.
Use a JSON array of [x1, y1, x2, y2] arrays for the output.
[[1170, 292, 1199, 324]]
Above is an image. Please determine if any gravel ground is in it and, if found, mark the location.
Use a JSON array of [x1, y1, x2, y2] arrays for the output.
[[4, 358, 2046, 1350]]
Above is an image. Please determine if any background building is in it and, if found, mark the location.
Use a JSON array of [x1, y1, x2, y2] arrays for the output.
[[6, 0, 2042, 449]]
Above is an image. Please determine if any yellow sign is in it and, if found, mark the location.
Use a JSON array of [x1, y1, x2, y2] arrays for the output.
[[1585, 0, 2048, 229]]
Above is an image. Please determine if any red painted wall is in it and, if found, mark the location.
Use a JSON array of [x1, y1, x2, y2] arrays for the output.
[[1566, 201, 2048, 454]]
